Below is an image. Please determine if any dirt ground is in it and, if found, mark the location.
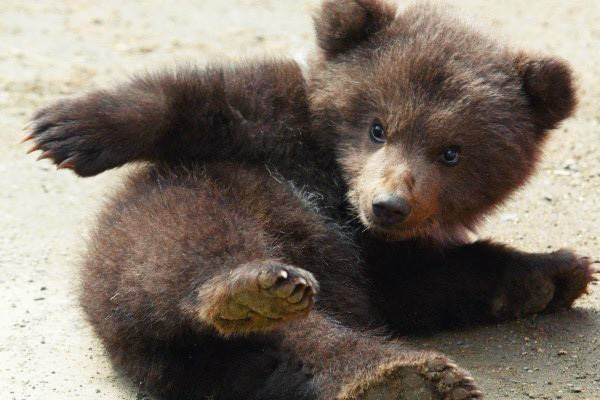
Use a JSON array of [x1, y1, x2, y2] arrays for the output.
[[0, 1, 598, 399]]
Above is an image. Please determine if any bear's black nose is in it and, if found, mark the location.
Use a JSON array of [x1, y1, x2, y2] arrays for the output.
[[372, 194, 411, 226]]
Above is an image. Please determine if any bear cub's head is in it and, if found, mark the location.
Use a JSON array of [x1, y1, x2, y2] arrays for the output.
[[308, 0, 576, 243]]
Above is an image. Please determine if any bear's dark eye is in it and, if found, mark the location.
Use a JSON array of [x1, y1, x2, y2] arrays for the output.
[[369, 119, 386, 143], [439, 146, 461, 166]]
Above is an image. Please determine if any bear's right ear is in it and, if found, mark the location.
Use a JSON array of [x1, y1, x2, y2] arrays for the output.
[[314, 0, 397, 59]]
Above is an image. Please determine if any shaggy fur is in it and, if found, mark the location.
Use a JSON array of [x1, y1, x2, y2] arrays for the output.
[[25, 1, 595, 399]]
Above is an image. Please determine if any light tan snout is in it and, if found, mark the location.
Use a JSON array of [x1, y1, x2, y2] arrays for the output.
[[357, 148, 440, 233]]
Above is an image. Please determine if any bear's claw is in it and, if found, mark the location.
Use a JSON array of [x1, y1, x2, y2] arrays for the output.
[[57, 156, 78, 170], [36, 150, 54, 161], [258, 267, 317, 302]]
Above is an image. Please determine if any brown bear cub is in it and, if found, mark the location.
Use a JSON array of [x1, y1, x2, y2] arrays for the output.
[[25, 1, 595, 399]]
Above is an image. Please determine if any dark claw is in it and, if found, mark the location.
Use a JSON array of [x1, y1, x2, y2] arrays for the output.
[[22, 121, 35, 131], [37, 150, 54, 161], [21, 132, 35, 143], [27, 144, 41, 154], [57, 157, 77, 170]]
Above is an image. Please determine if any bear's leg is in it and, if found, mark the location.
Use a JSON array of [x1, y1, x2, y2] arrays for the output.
[[278, 313, 482, 400], [23, 61, 307, 176], [370, 240, 596, 333]]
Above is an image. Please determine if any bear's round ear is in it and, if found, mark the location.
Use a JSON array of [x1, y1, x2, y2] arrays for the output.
[[314, 0, 397, 59], [515, 53, 577, 132]]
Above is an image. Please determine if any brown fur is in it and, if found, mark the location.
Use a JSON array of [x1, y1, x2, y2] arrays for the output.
[[25, 1, 595, 399]]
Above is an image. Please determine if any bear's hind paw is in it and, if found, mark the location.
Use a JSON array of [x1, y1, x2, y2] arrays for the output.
[[197, 261, 318, 335], [339, 353, 482, 400]]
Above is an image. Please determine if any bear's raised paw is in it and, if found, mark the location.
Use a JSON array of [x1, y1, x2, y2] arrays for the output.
[[23, 94, 138, 177], [197, 261, 318, 334]]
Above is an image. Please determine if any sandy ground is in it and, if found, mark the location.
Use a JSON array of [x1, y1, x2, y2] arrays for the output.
[[0, 1, 598, 399]]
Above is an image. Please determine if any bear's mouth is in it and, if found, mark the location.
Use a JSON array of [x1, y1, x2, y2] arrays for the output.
[[361, 209, 435, 241], [369, 221, 434, 241], [365, 215, 472, 246]]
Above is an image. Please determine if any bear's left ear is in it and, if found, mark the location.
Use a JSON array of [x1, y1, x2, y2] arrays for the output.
[[314, 0, 397, 59], [515, 53, 577, 132]]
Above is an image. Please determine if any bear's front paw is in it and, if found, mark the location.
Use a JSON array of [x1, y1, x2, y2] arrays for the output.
[[340, 352, 482, 400], [490, 250, 597, 319], [200, 261, 319, 335], [23, 94, 131, 177], [543, 252, 597, 312]]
